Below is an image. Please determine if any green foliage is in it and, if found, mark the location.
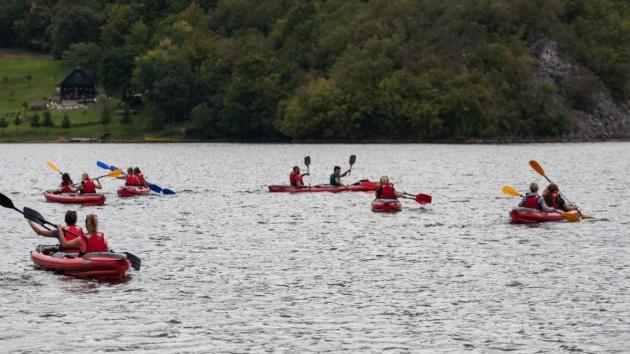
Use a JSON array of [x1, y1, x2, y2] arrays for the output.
[[121, 107, 132, 124], [61, 113, 70, 129], [100, 105, 111, 125], [0, 117, 8, 130], [30, 113, 40, 128], [5, 0, 630, 140], [42, 110, 53, 127]]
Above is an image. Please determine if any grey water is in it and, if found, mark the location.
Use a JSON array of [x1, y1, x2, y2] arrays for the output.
[[0, 143, 629, 353]]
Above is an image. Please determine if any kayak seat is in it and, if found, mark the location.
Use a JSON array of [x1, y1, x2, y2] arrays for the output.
[[83, 252, 127, 260], [51, 252, 79, 258], [37, 245, 60, 255]]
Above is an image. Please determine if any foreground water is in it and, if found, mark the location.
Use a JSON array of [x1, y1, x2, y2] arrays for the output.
[[0, 143, 628, 353]]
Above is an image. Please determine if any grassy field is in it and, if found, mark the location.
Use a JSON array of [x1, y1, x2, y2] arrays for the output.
[[0, 50, 176, 142]]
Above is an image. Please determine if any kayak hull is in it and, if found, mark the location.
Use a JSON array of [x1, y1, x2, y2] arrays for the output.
[[269, 180, 378, 193], [44, 191, 105, 206], [372, 199, 402, 213], [31, 246, 130, 279], [117, 186, 151, 197], [509, 207, 580, 224]]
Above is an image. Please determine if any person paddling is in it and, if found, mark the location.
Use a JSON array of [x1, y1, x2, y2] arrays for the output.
[[57, 213, 109, 254], [375, 176, 403, 199], [76, 173, 102, 195], [329, 165, 351, 186], [57, 173, 75, 194], [117, 167, 139, 186], [27, 210, 83, 254], [289, 166, 309, 188], [134, 167, 147, 187], [519, 183, 554, 212], [543, 183, 577, 212]]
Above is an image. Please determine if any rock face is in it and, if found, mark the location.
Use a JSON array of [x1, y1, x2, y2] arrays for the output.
[[533, 39, 630, 139]]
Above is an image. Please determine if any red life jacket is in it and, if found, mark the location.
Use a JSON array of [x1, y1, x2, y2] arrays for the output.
[[522, 194, 540, 209], [135, 173, 145, 185], [60, 181, 73, 193], [125, 175, 138, 186], [62, 225, 84, 253], [82, 179, 96, 194], [82, 232, 109, 253], [378, 184, 397, 199], [550, 192, 560, 209], [289, 172, 303, 187]]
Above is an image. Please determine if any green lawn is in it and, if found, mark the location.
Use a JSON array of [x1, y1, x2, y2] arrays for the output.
[[0, 52, 176, 142]]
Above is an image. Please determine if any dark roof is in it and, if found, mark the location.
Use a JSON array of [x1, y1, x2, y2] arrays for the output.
[[59, 68, 95, 88]]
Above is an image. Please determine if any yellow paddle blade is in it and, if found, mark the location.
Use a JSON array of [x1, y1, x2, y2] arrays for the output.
[[46, 160, 61, 173], [502, 185, 522, 197], [561, 211, 580, 222], [529, 160, 545, 176], [107, 169, 123, 178]]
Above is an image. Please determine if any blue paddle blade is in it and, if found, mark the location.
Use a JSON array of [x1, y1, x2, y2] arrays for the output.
[[96, 161, 110, 170], [109, 165, 118, 171], [162, 188, 175, 195], [147, 183, 162, 193]]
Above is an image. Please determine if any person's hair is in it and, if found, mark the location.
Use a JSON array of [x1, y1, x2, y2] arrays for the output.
[[334, 166, 341, 171], [127, 167, 133, 174], [134, 167, 141, 174], [81, 172, 89, 180], [529, 183, 539, 193], [293, 166, 299, 172], [65, 210, 77, 225], [85, 214, 98, 234], [380, 176, 389, 184], [62, 173, 72, 184], [544, 183, 559, 206]]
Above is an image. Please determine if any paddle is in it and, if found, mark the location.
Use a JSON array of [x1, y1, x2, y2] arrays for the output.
[[348, 155, 356, 175], [402, 192, 432, 204], [68, 169, 122, 188], [529, 160, 589, 219], [46, 161, 63, 175], [501, 185, 580, 222], [97, 161, 174, 195], [304, 156, 311, 187], [0, 193, 141, 270]]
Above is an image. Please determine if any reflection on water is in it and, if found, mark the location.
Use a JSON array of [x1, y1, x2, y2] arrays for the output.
[[0, 142, 629, 352]]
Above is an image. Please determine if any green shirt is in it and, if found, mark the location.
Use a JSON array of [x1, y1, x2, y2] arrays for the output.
[[330, 172, 341, 186]]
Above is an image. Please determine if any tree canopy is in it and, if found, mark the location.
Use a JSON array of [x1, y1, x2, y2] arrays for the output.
[[2, 0, 628, 141]]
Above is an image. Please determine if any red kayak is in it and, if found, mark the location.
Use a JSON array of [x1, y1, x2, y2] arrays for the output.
[[269, 180, 378, 193], [44, 191, 105, 206], [371, 198, 402, 213], [509, 207, 581, 224], [117, 186, 151, 197], [31, 245, 130, 279]]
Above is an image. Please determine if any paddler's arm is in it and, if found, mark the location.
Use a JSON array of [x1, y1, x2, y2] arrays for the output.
[[28, 221, 54, 237], [94, 179, 102, 190], [56, 225, 83, 249]]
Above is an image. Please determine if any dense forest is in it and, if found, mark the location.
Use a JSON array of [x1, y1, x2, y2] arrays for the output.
[[1, 0, 629, 141]]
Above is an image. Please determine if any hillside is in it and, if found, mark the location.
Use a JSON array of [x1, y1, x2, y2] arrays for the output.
[[0, 0, 629, 142]]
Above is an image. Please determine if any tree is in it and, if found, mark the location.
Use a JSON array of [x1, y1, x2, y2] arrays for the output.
[[42, 110, 54, 127], [61, 113, 71, 129], [13, 113, 21, 132], [100, 105, 111, 125], [63, 42, 101, 78], [121, 107, 132, 124], [49, 4, 104, 58], [0, 117, 8, 133], [26, 74, 32, 86], [30, 113, 40, 128]]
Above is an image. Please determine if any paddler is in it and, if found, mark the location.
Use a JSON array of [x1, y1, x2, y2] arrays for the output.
[[375, 176, 403, 199], [134, 167, 147, 187], [543, 183, 577, 212], [117, 167, 139, 186], [329, 165, 351, 186], [518, 182, 554, 212], [289, 166, 309, 188], [27, 210, 84, 254], [57, 172, 75, 194], [57, 213, 109, 254], [76, 173, 102, 195]]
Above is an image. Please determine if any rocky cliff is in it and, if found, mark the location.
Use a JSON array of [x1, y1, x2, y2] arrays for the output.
[[533, 39, 630, 140]]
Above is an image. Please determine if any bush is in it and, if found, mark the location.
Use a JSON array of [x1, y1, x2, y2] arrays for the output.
[[42, 110, 54, 127], [121, 107, 131, 124], [0, 117, 8, 130], [61, 113, 71, 129], [30, 114, 40, 128]]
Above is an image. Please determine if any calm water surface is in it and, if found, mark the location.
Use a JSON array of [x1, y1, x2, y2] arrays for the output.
[[0, 143, 629, 353]]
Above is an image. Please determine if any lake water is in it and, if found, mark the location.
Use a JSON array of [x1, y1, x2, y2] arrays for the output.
[[0, 143, 629, 353]]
